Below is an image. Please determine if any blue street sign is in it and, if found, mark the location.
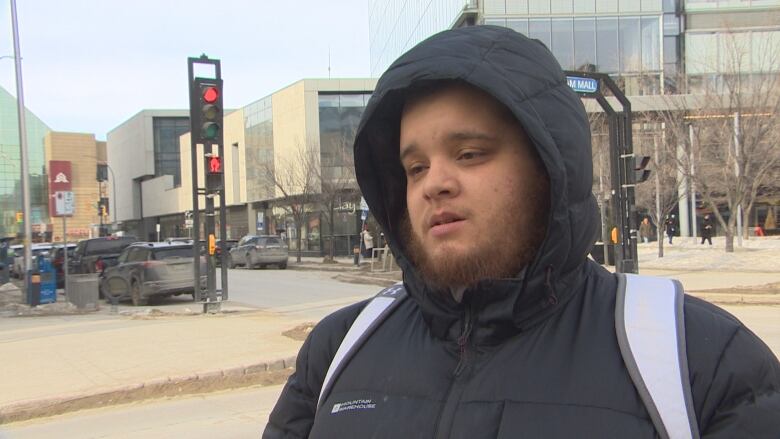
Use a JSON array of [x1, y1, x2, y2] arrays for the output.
[[566, 76, 599, 94]]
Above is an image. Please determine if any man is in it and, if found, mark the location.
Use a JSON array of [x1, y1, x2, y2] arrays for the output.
[[665, 214, 677, 244], [360, 225, 374, 259], [264, 26, 779, 438], [639, 217, 653, 244], [701, 214, 714, 245]]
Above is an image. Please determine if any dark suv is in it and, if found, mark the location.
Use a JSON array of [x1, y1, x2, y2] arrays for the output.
[[100, 242, 206, 306], [69, 236, 138, 275]]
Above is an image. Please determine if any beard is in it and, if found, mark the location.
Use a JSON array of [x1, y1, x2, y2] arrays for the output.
[[399, 181, 550, 292]]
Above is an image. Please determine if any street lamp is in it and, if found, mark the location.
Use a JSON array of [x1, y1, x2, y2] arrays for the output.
[[9, 0, 34, 288]]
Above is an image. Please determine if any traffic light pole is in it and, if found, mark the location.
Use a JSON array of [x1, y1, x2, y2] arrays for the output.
[[218, 141, 228, 302], [188, 55, 228, 313], [565, 71, 640, 274], [187, 59, 202, 306], [203, 150, 216, 308]]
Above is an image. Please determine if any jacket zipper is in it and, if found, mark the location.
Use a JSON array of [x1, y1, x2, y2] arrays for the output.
[[434, 305, 474, 439], [453, 305, 474, 376]]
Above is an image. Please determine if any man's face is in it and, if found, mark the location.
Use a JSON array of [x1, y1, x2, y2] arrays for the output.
[[399, 84, 549, 290]]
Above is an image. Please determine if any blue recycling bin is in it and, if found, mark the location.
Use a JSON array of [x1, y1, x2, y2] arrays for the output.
[[38, 257, 57, 304], [0, 243, 8, 284]]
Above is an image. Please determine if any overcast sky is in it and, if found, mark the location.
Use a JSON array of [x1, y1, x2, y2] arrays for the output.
[[0, 0, 371, 140]]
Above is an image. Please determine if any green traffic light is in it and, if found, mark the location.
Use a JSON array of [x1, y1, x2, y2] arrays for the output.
[[202, 122, 219, 139]]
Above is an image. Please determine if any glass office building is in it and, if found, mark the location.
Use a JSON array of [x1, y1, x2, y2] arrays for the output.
[[244, 96, 275, 202], [369, 0, 477, 75], [0, 86, 51, 239], [369, 0, 779, 93], [318, 93, 372, 183]]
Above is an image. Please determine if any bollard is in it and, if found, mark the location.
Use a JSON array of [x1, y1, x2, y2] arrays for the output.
[[353, 246, 360, 266], [25, 270, 41, 306], [110, 294, 119, 314]]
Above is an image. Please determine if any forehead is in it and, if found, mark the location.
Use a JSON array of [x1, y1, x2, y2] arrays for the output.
[[401, 83, 515, 128]]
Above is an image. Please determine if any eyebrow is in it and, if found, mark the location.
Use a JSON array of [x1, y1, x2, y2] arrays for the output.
[[400, 131, 498, 162]]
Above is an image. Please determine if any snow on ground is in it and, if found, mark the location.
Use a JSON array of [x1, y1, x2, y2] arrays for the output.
[[636, 236, 780, 272]]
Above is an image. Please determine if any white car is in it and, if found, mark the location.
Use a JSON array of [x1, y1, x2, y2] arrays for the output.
[[12, 243, 53, 278]]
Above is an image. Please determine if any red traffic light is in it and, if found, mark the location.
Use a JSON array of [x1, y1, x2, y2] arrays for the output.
[[208, 156, 222, 174], [202, 86, 219, 104]]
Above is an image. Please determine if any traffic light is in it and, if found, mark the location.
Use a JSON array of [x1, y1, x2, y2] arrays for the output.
[[205, 154, 223, 192], [16, 212, 23, 223], [191, 79, 223, 145], [634, 155, 651, 184], [96, 164, 108, 182], [100, 197, 109, 217]]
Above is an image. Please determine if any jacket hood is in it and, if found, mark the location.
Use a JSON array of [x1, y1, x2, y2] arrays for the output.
[[354, 26, 600, 341]]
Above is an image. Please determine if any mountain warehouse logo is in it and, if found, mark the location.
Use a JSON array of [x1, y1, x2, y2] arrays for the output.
[[54, 172, 69, 184], [331, 399, 376, 414]]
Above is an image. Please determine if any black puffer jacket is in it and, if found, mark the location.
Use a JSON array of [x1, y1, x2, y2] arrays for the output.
[[264, 26, 780, 438]]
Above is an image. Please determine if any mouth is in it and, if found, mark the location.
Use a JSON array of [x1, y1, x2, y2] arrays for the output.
[[428, 212, 466, 237], [429, 212, 464, 228]]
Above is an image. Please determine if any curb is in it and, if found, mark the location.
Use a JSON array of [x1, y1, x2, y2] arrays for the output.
[[687, 291, 780, 305], [288, 264, 364, 273], [0, 355, 297, 425]]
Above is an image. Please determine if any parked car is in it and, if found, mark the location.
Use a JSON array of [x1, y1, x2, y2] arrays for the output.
[[215, 239, 239, 266], [100, 242, 207, 306], [8, 244, 23, 278], [12, 243, 53, 279], [69, 236, 138, 275], [50, 243, 77, 287], [228, 235, 288, 269]]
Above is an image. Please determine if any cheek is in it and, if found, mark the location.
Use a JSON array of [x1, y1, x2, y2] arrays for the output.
[[406, 190, 425, 232]]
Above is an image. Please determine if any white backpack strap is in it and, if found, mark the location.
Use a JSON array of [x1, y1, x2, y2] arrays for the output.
[[615, 273, 699, 439], [317, 283, 407, 410]]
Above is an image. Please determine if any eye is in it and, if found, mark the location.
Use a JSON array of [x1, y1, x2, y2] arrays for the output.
[[406, 164, 427, 177], [457, 150, 484, 161]]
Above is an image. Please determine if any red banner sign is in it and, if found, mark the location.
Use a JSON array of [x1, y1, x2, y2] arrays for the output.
[[49, 161, 72, 216]]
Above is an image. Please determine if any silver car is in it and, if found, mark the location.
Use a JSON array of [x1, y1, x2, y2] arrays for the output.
[[228, 235, 288, 269]]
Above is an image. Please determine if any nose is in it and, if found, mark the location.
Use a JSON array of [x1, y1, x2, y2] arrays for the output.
[[422, 159, 460, 201]]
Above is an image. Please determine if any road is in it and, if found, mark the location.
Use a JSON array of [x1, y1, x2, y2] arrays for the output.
[[223, 267, 377, 317], [80, 267, 380, 320], [3, 304, 777, 438]]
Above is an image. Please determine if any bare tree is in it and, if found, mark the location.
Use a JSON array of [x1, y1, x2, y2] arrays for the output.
[[657, 31, 780, 252], [634, 124, 681, 258], [265, 140, 321, 262], [316, 130, 359, 262]]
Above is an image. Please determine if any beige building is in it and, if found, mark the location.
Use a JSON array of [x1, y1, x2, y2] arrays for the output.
[[44, 132, 106, 242], [108, 78, 378, 256]]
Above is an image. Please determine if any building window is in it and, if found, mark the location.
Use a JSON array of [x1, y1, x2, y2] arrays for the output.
[[318, 93, 371, 187], [152, 117, 190, 187]]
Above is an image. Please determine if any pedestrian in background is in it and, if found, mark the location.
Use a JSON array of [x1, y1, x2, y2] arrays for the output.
[[701, 214, 714, 245], [664, 214, 677, 244], [639, 217, 652, 243], [361, 226, 374, 258]]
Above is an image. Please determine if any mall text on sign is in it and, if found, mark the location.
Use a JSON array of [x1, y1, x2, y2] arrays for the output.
[[566, 76, 599, 94]]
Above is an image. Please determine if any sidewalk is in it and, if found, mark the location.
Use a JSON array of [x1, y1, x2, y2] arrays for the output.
[[0, 307, 306, 424], [1, 246, 778, 424]]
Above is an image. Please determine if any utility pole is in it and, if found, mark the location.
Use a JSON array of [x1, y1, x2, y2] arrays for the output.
[[10, 0, 33, 281]]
